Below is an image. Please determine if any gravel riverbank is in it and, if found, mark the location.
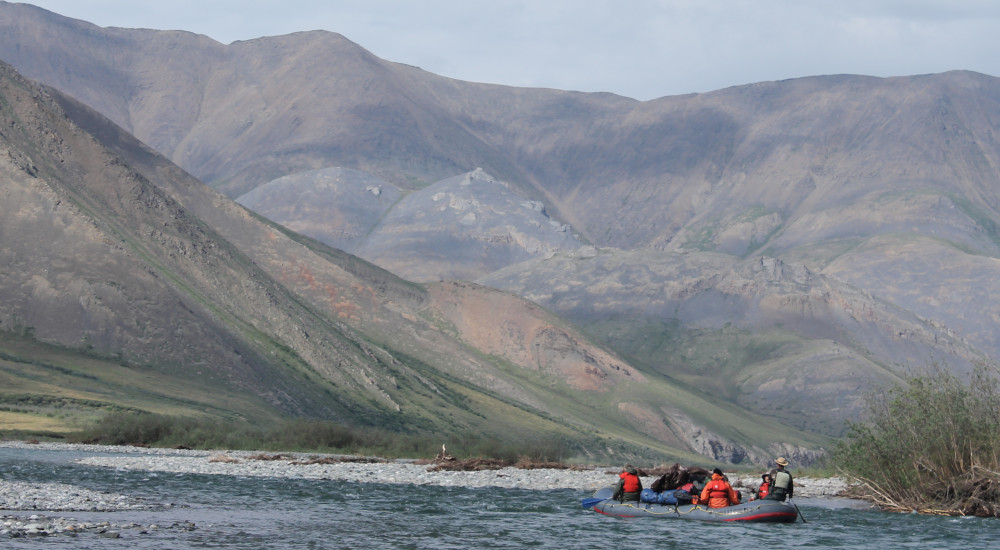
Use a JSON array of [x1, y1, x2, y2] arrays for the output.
[[1, 440, 848, 538]]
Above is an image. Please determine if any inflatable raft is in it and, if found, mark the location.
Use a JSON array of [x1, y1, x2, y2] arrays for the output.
[[583, 487, 801, 523]]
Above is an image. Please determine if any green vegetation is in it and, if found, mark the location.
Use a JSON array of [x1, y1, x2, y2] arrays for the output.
[[833, 363, 1000, 517], [0, 333, 290, 430], [0, 333, 645, 464], [574, 317, 830, 454], [680, 221, 719, 252], [584, 318, 797, 399], [68, 412, 574, 462], [951, 195, 1000, 251], [676, 206, 782, 256]]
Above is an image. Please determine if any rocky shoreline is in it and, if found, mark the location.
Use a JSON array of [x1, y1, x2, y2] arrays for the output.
[[1, 440, 849, 538], [1, 514, 196, 540]]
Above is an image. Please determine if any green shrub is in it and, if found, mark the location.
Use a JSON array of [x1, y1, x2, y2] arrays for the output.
[[832, 362, 1000, 516]]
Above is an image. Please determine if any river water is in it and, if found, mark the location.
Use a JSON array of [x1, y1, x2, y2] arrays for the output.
[[2, 446, 998, 549]]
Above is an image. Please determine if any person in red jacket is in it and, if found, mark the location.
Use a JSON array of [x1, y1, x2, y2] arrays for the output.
[[699, 468, 740, 508], [755, 473, 772, 500], [613, 464, 642, 502]]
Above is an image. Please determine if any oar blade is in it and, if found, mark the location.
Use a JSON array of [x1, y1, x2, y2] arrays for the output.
[[581, 497, 604, 509], [582, 487, 615, 509]]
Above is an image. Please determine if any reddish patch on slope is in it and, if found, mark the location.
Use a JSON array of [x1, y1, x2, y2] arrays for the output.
[[279, 258, 362, 322], [428, 281, 643, 391]]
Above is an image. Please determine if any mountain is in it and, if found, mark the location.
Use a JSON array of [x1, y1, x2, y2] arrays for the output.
[[2, 2, 1000, 459], [0, 57, 831, 463]]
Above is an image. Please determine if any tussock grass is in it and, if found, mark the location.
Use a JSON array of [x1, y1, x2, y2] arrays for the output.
[[833, 362, 1000, 517], [0, 411, 76, 433]]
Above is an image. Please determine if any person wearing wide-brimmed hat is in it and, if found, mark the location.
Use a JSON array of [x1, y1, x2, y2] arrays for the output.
[[764, 457, 794, 501]]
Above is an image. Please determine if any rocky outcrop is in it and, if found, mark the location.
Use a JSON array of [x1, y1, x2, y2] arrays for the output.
[[236, 167, 404, 253], [353, 169, 584, 282]]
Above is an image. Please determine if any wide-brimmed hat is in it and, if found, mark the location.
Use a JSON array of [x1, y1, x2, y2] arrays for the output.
[[775, 457, 789, 466]]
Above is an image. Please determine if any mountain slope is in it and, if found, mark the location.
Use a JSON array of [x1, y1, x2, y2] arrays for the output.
[[479, 250, 984, 435], [0, 58, 404, 421], [4, 3, 1000, 458], [0, 58, 832, 462]]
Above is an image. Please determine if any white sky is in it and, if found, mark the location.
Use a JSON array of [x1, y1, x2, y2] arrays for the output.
[[19, 0, 1000, 100]]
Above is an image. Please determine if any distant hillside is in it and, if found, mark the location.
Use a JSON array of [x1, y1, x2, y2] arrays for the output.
[[480, 250, 985, 435], [0, 58, 829, 463], [3, 2, 1000, 457], [238, 167, 585, 281]]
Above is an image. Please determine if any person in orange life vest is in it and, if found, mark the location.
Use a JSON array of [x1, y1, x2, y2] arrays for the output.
[[699, 468, 740, 508], [613, 464, 642, 502], [755, 473, 772, 500]]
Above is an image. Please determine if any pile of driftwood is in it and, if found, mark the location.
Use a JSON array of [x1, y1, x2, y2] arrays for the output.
[[425, 457, 512, 471], [420, 444, 590, 471], [845, 465, 1000, 518]]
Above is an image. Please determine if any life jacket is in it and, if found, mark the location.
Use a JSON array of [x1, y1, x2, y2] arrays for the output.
[[773, 470, 791, 490], [620, 472, 641, 493], [700, 474, 736, 508], [706, 480, 730, 500], [757, 481, 770, 499], [768, 469, 791, 500]]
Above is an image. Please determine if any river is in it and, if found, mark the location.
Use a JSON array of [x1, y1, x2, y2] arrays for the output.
[[1, 445, 997, 548]]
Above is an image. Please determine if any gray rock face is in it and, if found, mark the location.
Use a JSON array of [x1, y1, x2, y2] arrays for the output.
[[239, 167, 583, 282], [237, 167, 403, 252], [354, 168, 585, 281]]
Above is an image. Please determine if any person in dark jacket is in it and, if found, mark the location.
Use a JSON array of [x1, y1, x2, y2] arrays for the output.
[[613, 464, 642, 502], [764, 457, 794, 501]]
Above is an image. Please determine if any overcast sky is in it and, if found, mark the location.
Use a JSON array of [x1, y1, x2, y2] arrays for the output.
[[21, 0, 1000, 100]]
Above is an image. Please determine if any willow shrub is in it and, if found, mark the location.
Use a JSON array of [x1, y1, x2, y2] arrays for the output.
[[833, 363, 1000, 515]]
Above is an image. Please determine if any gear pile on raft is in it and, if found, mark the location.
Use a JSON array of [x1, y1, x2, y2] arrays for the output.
[[582, 458, 803, 523]]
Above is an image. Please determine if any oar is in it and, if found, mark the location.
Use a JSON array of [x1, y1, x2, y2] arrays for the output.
[[790, 499, 807, 523], [582, 487, 615, 509], [581, 497, 604, 509]]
